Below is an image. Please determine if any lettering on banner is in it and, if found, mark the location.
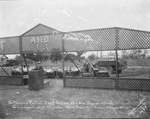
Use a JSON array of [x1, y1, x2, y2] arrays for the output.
[[31, 36, 49, 44], [0, 40, 6, 51], [52, 31, 59, 35], [34, 44, 39, 50], [31, 36, 49, 50], [43, 44, 48, 50], [63, 33, 94, 46]]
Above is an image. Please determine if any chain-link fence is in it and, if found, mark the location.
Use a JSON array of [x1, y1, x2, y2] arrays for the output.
[[63, 28, 150, 91]]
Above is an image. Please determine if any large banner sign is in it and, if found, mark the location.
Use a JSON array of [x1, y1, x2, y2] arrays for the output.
[[64, 28, 116, 52], [0, 36, 20, 54], [118, 28, 150, 50], [22, 34, 62, 53], [2, 26, 150, 55], [64, 28, 150, 52]]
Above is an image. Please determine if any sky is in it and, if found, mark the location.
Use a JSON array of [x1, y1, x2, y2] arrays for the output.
[[1, 0, 150, 37], [1, 0, 150, 58]]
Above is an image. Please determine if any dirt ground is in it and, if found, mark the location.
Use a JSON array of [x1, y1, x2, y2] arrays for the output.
[[0, 79, 150, 119]]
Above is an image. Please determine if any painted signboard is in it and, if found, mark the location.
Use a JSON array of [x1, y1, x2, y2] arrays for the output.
[[22, 23, 60, 36], [118, 28, 150, 50], [64, 28, 116, 52], [22, 34, 62, 53], [0, 36, 20, 54]]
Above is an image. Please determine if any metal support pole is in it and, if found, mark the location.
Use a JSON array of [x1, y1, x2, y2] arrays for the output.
[[115, 28, 119, 89], [97, 51, 98, 60], [115, 50, 119, 78], [62, 33, 65, 87], [20, 54, 24, 84], [0, 65, 9, 76], [3, 54, 8, 59], [65, 50, 80, 72], [100, 41, 103, 60], [19, 36, 24, 85], [1, 46, 10, 76], [22, 54, 29, 73], [0, 54, 9, 76]]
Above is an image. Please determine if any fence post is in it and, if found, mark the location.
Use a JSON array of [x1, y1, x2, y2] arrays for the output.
[[115, 28, 119, 89]]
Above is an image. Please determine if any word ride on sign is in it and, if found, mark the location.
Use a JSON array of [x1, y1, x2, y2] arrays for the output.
[[63, 33, 94, 43], [63, 33, 94, 51], [31, 36, 49, 44], [31, 36, 49, 50], [0, 40, 6, 51], [22, 34, 62, 53]]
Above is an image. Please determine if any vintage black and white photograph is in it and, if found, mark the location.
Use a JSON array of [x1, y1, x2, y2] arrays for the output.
[[0, 0, 150, 118]]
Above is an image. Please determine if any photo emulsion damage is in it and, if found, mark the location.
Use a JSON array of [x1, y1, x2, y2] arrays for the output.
[[0, 0, 150, 118]]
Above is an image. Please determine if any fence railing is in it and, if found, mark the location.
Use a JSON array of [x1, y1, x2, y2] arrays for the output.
[[65, 77, 150, 91], [0, 76, 23, 85]]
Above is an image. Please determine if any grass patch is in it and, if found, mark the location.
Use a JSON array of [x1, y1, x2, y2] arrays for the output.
[[127, 59, 150, 67], [0, 80, 150, 118], [0, 100, 5, 119], [120, 68, 150, 78]]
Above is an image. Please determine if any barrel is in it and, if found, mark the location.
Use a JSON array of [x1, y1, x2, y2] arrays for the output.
[[28, 70, 44, 91]]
